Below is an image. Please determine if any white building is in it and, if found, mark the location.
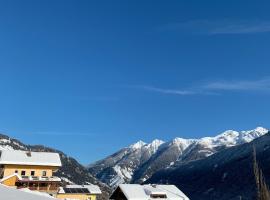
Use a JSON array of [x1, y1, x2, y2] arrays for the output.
[[110, 184, 190, 200]]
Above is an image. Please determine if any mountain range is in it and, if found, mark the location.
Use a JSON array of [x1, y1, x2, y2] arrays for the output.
[[0, 127, 268, 200], [146, 129, 270, 200], [87, 127, 268, 188]]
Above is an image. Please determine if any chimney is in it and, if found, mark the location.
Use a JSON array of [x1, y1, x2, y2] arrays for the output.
[[26, 151, 32, 157]]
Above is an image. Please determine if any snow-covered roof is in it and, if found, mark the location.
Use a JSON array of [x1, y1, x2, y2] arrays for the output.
[[118, 184, 148, 200], [0, 173, 21, 183], [0, 184, 57, 200], [110, 184, 189, 200], [58, 184, 102, 194], [0, 150, 62, 167]]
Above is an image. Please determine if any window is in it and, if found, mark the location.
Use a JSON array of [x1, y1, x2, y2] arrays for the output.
[[42, 171, 47, 176], [150, 194, 167, 199], [31, 171, 35, 176], [21, 171, 26, 176], [15, 170, 18, 174], [40, 183, 48, 187]]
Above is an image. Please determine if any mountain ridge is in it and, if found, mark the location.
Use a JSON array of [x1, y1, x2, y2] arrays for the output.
[[146, 130, 270, 200], [88, 127, 268, 188]]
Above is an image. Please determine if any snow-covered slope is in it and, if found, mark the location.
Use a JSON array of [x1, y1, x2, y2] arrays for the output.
[[88, 127, 268, 188], [88, 139, 165, 187], [146, 129, 270, 200]]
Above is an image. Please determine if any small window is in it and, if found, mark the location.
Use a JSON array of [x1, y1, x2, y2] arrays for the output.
[[15, 170, 18, 174], [150, 194, 167, 199], [21, 171, 26, 176], [40, 183, 48, 187], [31, 171, 35, 176], [42, 171, 47, 176]]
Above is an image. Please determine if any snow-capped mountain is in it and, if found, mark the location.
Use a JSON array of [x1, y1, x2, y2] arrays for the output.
[[88, 139, 165, 187], [88, 127, 268, 188], [146, 128, 270, 200]]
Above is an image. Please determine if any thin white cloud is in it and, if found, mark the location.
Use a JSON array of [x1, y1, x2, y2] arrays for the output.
[[138, 86, 195, 95], [159, 19, 270, 35], [134, 77, 270, 96], [203, 78, 270, 91], [210, 21, 270, 35]]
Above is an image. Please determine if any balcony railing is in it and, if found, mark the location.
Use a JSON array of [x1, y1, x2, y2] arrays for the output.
[[19, 176, 61, 182], [17, 185, 59, 191], [28, 186, 38, 190]]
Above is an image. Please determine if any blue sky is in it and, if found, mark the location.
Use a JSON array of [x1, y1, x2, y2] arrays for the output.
[[0, 0, 270, 164]]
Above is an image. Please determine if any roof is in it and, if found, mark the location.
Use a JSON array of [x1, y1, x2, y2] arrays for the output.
[[110, 184, 189, 200], [58, 185, 102, 194], [0, 150, 62, 167], [0, 184, 57, 200], [0, 173, 21, 183]]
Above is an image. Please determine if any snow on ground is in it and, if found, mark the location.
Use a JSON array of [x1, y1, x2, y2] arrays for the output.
[[0, 184, 57, 200], [19, 188, 54, 198]]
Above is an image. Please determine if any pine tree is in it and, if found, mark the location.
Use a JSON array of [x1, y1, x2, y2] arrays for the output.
[[253, 146, 270, 200]]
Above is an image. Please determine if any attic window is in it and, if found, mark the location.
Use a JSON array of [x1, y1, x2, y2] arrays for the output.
[[150, 194, 167, 199]]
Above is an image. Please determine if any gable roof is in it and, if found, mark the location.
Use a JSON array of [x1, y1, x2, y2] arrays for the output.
[[110, 184, 189, 200], [0, 173, 21, 183], [119, 184, 148, 200], [58, 184, 102, 194], [0, 150, 62, 167]]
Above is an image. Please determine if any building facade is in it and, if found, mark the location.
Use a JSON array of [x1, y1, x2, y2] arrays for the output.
[[0, 150, 62, 195], [57, 184, 102, 200]]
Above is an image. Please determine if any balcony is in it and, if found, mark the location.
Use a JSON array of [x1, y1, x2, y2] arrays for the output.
[[16, 176, 61, 192], [17, 183, 60, 192], [19, 176, 61, 182], [17, 185, 59, 191]]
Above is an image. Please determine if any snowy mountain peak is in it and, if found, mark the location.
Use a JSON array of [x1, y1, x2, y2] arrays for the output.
[[147, 139, 164, 148], [129, 140, 146, 149], [88, 127, 269, 188], [253, 126, 268, 134], [172, 137, 197, 147], [145, 139, 165, 153], [172, 137, 193, 143], [199, 127, 269, 148], [218, 130, 239, 137]]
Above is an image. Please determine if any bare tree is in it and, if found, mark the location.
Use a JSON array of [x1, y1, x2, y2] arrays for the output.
[[253, 146, 270, 200]]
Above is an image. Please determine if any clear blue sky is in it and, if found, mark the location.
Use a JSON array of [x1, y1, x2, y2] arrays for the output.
[[0, 0, 270, 164]]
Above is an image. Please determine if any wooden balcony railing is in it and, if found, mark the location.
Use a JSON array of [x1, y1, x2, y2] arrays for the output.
[[28, 186, 38, 190], [17, 185, 59, 191]]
